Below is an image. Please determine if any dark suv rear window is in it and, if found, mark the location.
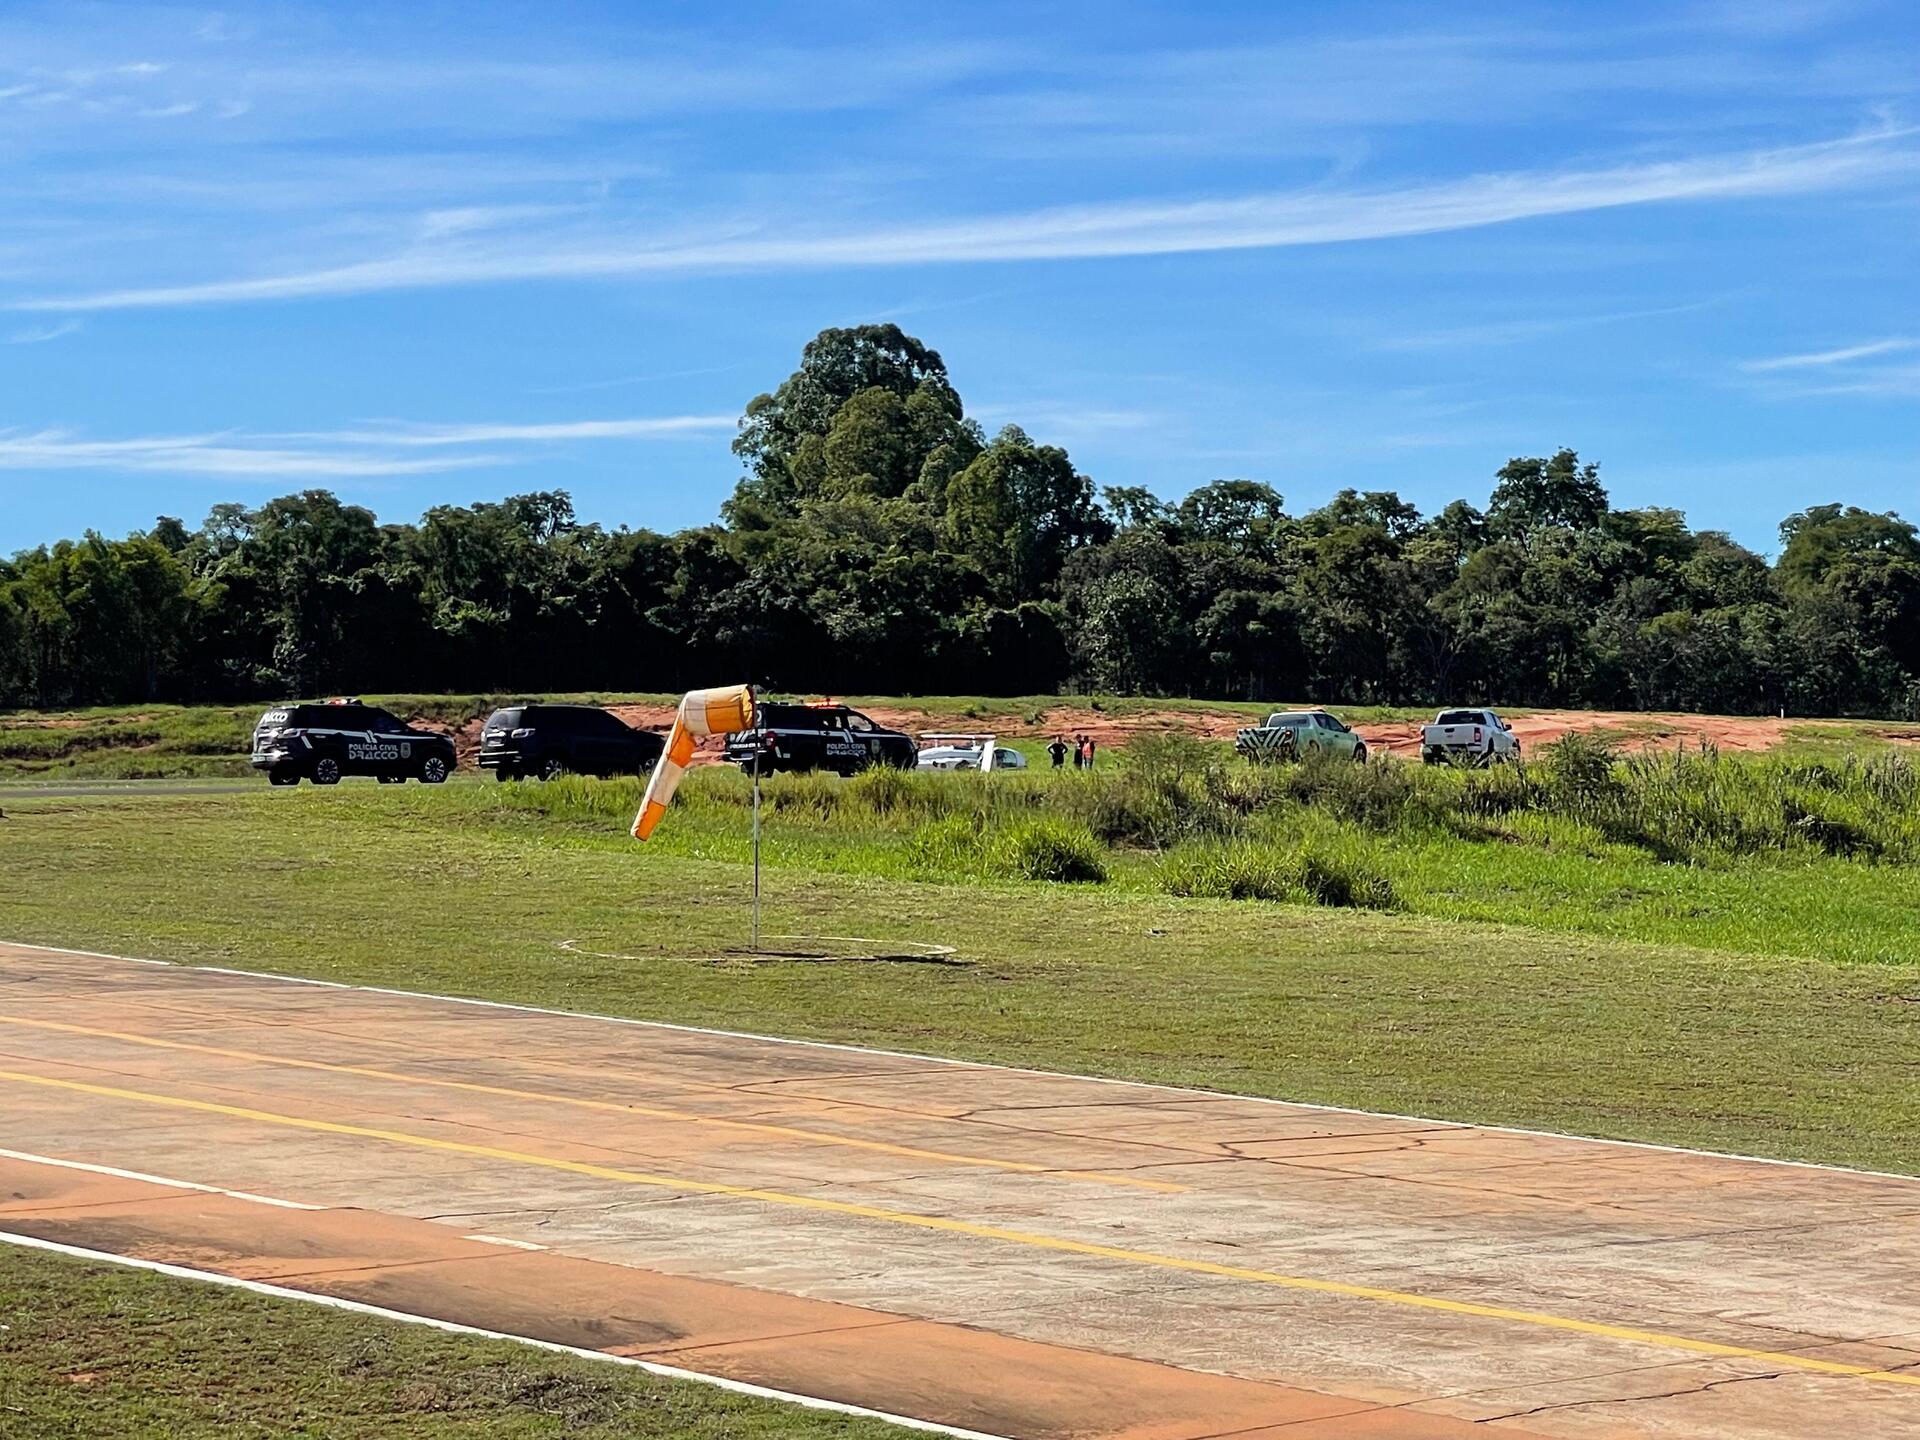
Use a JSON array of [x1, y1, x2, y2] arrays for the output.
[[757, 704, 841, 730], [516, 704, 626, 735]]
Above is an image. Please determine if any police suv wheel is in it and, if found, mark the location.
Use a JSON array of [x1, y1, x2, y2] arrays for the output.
[[537, 756, 564, 781], [268, 770, 299, 787], [420, 755, 449, 784], [311, 757, 342, 786], [1353, 743, 1368, 763]]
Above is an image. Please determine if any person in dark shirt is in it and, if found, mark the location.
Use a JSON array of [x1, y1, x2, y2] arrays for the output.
[[1072, 735, 1086, 770], [1047, 736, 1069, 768]]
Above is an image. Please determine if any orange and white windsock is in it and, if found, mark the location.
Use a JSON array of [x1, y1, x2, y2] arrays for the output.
[[630, 683, 755, 841]]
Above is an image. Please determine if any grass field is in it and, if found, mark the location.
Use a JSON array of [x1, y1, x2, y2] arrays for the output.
[[0, 1248, 908, 1438]]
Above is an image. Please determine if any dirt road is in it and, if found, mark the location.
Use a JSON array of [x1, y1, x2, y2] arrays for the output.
[[599, 704, 1833, 763], [4, 941, 1917, 1439], [424, 699, 1897, 771]]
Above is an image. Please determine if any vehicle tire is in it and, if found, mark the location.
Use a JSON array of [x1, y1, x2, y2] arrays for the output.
[[419, 755, 450, 784], [311, 757, 342, 786], [268, 769, 299, 787], [494, 766, 517, 782], [537, 755, 564, 781], [1352, 742, 1368, 763], [1421, 749, 1439, 766]]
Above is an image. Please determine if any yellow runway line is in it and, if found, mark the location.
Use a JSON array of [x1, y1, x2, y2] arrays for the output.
[[0, 1013, 1184, 1194], [4, 1065, 1916, 1391]]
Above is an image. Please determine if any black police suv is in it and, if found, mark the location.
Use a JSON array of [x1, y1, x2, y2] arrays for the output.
[[722, 702, 917, 776], [251, 700, 456, 787], [477, 703, 665, 781]]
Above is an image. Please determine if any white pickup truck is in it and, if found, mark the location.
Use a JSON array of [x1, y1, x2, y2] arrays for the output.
[[1420, 709, 1520, 765]]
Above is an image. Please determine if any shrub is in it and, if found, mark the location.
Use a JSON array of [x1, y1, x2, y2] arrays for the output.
[[991, 818, 1107, 884], [844, 765, 915, 816], [1539, 732, 1622, 807], [1276, 746, 1450, 833], [1159, 837, 1395, 909], [1158, 842, 1295, 901], [908, 814, 985, 871], [1288, 836, 1397, 909]]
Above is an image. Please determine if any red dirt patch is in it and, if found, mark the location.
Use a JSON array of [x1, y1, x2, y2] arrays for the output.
[[407, 699, 1819, 770], [1356, 710, 1799, 758]]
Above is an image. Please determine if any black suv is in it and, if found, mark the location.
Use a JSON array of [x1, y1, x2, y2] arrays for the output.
[[251, 701, 456, 787], [478, 703, 665, 781], [722, 702, 916, 776]]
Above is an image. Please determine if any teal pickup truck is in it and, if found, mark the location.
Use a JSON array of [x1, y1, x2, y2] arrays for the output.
[[1234, 709, 1369, 763]]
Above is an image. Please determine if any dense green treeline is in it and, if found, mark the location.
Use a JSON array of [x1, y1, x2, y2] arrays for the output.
[[5, 324, 1919, 714]]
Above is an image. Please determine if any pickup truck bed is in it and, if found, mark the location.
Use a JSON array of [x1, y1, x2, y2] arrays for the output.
[[1421, 709, 1518, 765]]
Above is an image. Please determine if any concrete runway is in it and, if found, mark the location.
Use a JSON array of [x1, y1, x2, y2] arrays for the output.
[[2, 941, 1917, 1439]]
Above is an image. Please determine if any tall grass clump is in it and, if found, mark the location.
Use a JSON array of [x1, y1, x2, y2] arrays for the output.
[[1459, 736, 1920, 864], [1273, 746, 1454, 833], [1160, 835, 1395, 909], [990, 818, 1107, 883], [907, 813, 986, 871]]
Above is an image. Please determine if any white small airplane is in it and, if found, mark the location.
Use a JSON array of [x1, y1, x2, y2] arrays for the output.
[[915, 733, 1029, 772]]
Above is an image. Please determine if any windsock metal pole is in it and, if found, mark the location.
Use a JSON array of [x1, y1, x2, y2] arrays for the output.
[[751, 750, 762, 951]]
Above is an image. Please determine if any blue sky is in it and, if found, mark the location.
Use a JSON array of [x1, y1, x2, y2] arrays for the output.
[[3, 1, 1917, 555]]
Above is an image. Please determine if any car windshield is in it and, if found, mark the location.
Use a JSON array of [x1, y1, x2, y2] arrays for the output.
[[1267, 712, 1314, 727], [1437, 710, 1481, 725]]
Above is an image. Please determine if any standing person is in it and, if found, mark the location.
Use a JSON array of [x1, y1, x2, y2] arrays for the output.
[[1047, 736, 1068, 769], [1072, 735, 1086, 770], [1084, 735, 1097, 770]]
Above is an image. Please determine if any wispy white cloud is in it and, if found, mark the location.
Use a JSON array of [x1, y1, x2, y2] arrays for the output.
[[6, 318, 81, 344], [1381, 299, 1725, 351], [18, 126, 1913, 313], [282, 416, 736, 446], [0, 414, 735, 478], [971, 402, 1160, 440], [0, 429, 489, 477], [1740, 336, 1918, 370], [1765, 363, 1920, 398], [525, 364, 743, 396]]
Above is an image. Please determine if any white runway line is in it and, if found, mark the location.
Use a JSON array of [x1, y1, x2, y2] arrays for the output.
[[0, 1145, 322, 1209]]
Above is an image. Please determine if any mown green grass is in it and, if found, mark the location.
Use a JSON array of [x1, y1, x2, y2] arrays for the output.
[[0, 781, 1914, 1173], [0, 1248, 907, 1439]]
